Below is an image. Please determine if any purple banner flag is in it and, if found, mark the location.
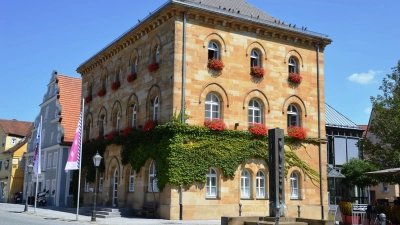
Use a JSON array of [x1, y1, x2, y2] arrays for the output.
[[33, 119, 42, 175], [65, 111, 82, 171]]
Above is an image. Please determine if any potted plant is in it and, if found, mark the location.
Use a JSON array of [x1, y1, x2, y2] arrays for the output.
[[207, 58, 224, 71], [97, 89, 106, 97], [288, 73, 302, 84], [142, 120, 158, 132], [148, 62, 159, 72], [126, 73, 137, 82], [122, 126, 135, 137], [248, 123, 268, 136], [287, 126, 307, 140], [204, 118, 226, 131], [111, 81, 121, 91], [84, 95, 92, 104], [339, 202, 354, 224], [250, 66, 265, 78]]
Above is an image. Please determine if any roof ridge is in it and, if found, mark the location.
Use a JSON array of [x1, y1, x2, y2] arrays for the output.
[[325, 103, 362, 130]]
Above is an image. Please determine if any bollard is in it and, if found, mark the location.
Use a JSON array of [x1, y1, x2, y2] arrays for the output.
[[239, 203, 242, 216], [379, 213, 386, 225], [298, 205, 301, 218], [275, 205, 280, 225]]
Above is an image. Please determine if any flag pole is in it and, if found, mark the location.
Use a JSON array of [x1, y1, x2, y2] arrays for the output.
[[34, 116, 42, 213], [76, 98, 84, 220]]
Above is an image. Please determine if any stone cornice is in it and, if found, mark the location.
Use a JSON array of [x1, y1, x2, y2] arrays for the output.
[[77, 1, 332, 76]]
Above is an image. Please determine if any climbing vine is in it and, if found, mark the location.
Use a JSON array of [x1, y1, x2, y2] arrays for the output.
[[80, 122, 322, 191]]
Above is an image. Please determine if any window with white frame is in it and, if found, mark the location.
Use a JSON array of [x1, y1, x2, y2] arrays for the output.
[[2, 136, 5, 147], [287, 104, 299, 127], [134, 58, 138, 74], [148, 160, 158, 192], [102, 116, 106, 136], [206, 168, 217, 198], [116, 111, 121, 131], [88, 122, 92, 140], [208, 42, 219, 60], [250, 50, 260, 67], [288, 57, 297, 74], [381, 183, 389, 192], [248, 99, 262, 124], [51, 179, 56, 195], [256, 170, 266, 198], [241, 170, 251, 198], [99, 173, 103, 192], [45, 107, 49, 120], [10, 138, 17, 145], [46, 180, 50, 192], [47, 153, 52, 169], [41, 129, 45, 146], [205, 93, 220, 119], [155, 46, 160, 63], [132, 105, 137, 127], [153, 96, 159, 121], [129, 168, 135, 192], [290, 172, 299, 199], [53, 152, 58, 168], [50, 132, 54, 143], [0, 159, 2, 171], [41, 155, 45, 171]]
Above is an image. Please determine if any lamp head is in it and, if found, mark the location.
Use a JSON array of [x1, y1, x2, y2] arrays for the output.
[[92, 151, 102, 167]]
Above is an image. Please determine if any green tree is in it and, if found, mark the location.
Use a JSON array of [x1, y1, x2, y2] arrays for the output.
[[340, 158, 380, 188], [364, 60, 400, 171]]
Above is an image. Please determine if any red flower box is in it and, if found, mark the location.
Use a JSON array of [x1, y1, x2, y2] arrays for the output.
[[287, 126, 307, 140], [122, 126, 134, 137], [84, 95, 92, 104], [111, 81, 121, 91], [142, 120, 158, 132], [250, 66, 265, 78], [204, 118, 226, 131], [148, 62, 159, 72], [95, 135, 104, 141], [126, 73, 137, 82], [97, 89, 106, 97], [207, 58, 224, 71], [288, 73, 302, 84], [248, 123, 268, 136], [106, 130, 119, 140]]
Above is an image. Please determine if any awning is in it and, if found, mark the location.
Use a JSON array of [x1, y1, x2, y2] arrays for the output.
[[365, 167, 400, 176], [327, 165, 345, 178]]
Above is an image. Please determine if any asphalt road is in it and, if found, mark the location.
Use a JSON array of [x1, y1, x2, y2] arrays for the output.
[[0, 210, 83, 225]]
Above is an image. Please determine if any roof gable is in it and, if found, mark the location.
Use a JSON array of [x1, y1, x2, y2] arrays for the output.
[[325, 103, 363, 130], [0, 119, 33, 137]]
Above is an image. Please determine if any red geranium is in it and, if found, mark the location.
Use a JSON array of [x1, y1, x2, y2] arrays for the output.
[[148, 62, 159, 72], [142, 120, 158, 132], [84, 95, 92, 104], [122, 126, 135, 137], [97, 89, 106, 97], [207, 58, 224, 71], [288, 73, 302, 84], [287, 126, 307, 140], [95, 135, 104, 141], [126, 74, 137, 82], [248, 123, 268, 136], [250, 66, 265, 78], [111, 81, 121, 91], [106, 130, 119, 140], [204, 118, 226, 131]]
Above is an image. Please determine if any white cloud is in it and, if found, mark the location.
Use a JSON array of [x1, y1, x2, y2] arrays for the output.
[[348, 70, 382, 84], [364, 107, 371, 114]]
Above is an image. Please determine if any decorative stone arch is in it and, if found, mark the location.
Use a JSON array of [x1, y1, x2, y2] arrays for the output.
[[242, 89, 270, 113], [145, 85, 162, 120], [246, 41, 267, 60], [282, 95, 307, 117], [107, 156, 121, 181], [284, 49, 304, 68], [113, 59, 122, 82], [198, 82, 230, 108], [98, 106, 108, 123], [203, 33, 227, 53], [150, 35, 162, 63]]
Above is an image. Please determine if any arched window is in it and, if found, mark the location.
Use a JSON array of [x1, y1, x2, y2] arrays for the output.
[[131, 104, 137, 127], [208, 42, 219, 60], [290, 172, 299, 199], [101, 77, 106, 90], [155, 46, 160, 63], [287, 104, 299, 126], [206, 168, 217, 198], [205, 93, 220, 119], [115, 111, 121, 131], [85, 121, 92, 141], [256, 170, 266, 198], [148, 160, 158, 192], [134, 58, 138, 74], [241, 170, 251, 198], [288, 57, 297, 74], [248, 99, 262, 124], [129, 168, 135, 192], [250, 50, 260, 67], [88, 83, 93, 97], [99, 115, 106, 136], [153, 96, 159, 121], [115, 67, 121, 82]]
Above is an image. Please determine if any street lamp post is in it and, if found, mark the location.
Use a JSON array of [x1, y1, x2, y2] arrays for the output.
[[91, 151, 102, 222], [24, 164, 33, 212]]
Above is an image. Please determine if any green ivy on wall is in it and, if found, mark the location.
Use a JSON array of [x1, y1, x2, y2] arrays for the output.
[[80, 122, 321, 191]]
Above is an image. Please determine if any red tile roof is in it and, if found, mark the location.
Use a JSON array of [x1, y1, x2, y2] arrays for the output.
[[57, 75, 82, 143], [0, 119, 33, 137], [358, 125, 368, 136]]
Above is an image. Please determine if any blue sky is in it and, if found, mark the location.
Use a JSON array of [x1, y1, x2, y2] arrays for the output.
[[1, 0, 399, 125]]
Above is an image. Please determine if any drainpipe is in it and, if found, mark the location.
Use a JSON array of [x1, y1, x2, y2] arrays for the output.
[[316, 43, 324, 220], [180, 11, 187, 221]]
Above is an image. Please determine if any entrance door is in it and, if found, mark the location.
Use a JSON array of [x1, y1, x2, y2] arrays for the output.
[[112, 169, 118, 207]]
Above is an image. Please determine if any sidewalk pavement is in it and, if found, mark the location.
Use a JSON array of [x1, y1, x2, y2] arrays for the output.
[[0, 203, 220, 225]]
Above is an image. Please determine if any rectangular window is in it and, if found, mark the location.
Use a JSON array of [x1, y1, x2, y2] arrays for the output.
[[45, 107, 49, 120], [41, 155, 45, 171], [51, 179, 56, 196], [11, 138, 17, 145], [381, 183, 389, 192], [46, 180, 50, 192], [47, 153, 52, 169], [68, 172, 73, 195], [2, 136, 5, 147], [0, 160, 2, 171], [53, 152, 58, 168]]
